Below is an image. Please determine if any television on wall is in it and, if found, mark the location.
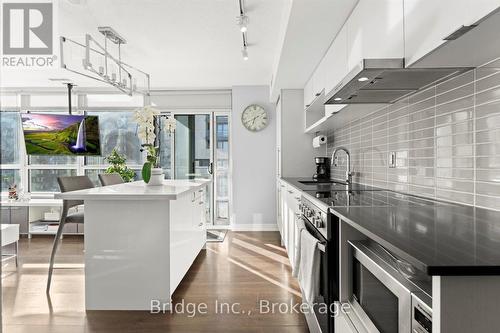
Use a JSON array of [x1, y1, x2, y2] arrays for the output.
[[21, 113, 101, 156]]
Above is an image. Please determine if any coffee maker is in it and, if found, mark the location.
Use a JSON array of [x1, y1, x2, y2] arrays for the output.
[[313, 157, 330, 180]]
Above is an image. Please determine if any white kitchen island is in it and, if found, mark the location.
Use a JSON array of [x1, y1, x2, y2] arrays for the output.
[[55, 179, 210, 310]]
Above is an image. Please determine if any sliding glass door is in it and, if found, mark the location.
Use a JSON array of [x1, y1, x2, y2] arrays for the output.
[[161, 112, 230, 226], [174, 114, 212, 180], [213, 115, 230, 225]]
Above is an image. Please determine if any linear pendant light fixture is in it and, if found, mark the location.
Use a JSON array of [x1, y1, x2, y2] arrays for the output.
[[237, 0, 249, 60], [60, 26, 151, 96]]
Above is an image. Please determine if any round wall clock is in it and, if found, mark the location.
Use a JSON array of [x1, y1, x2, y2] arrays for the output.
[[241, 104, 268, 132]]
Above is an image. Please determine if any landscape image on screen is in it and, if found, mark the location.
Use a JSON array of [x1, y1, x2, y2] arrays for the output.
[[21, 113, 101, 156]]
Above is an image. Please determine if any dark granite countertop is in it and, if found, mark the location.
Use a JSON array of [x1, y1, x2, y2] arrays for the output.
[[329, 191, 500, 276], [280, 177, 500, 276]]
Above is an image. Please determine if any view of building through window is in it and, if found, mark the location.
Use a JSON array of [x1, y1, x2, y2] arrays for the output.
[[0, 94, 230, 226]]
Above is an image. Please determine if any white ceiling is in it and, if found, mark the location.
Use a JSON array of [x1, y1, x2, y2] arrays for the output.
[[1, 0, 289, 89]]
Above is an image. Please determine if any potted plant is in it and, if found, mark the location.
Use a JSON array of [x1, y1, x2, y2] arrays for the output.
[[104, 149, 136, 182], [133, 106, 175, 185]]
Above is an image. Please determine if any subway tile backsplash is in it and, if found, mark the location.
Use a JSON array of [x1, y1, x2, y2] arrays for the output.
[[327, 65, 500, 211]]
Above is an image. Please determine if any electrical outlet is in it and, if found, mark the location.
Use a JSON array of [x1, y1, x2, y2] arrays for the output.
[[388, 152, 396, 168]]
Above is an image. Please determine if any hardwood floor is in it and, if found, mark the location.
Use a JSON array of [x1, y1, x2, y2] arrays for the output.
[[2, 232, 309, 333]]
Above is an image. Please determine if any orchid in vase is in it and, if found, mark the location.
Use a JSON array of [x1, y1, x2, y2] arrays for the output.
[[133, 105, 176, 184]]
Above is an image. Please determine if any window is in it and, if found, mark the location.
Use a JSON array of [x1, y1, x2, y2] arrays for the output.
[[83, 111, 143, 184], [0, 112, 20, 164], [159, 116, 173, 179], [29, 169, 77, 192], [85, 111, 143, 166], [0, 93, 147, 195], [1, 170, 21, 192], [0, 111, 22, 192]]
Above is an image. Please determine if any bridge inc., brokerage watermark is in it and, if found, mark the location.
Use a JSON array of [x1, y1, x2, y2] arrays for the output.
[[150, 299, 351, 318]]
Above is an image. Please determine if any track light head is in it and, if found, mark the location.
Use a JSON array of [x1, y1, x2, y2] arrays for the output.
[[242, 47, 249, 61], [237, 15, 249, 33]]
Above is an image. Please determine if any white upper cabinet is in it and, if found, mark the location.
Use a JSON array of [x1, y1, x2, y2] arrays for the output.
[[464, 0, 500, 24], [404, 0, 467, 67], [304, 58, 326, 109], [304, 77, 314, 108], [347, 0, 404, 71], [313, 57, 327, 97], [404, 0, 500, 67], [324, 24, 348, 96]]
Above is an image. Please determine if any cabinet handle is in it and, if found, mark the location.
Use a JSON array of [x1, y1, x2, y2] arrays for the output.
[[199, 201, 204, 205], [305, 104, 311, 108], [199, 223, 204, 227], [315, 92, 321, 97], [294, 196, 301, 200], [287, 190, 293, 194], [198, 189, 204, 193]]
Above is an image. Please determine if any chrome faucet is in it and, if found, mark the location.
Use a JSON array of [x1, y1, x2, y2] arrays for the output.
[[331, 147, 353, 185]]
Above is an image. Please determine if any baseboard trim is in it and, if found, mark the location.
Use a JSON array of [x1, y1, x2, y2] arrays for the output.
[[231, 223, 278, 231]]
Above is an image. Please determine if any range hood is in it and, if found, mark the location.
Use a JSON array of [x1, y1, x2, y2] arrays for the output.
[[325, 59, 473, 104]]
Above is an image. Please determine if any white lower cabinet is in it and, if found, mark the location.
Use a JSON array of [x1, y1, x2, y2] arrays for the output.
[[278, 180, 288, 247], [170, 188, 206, 293], [276, 181, 302, 267], [285, 186, 301, 265]]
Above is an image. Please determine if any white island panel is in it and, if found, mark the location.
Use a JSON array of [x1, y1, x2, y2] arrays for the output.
[[85, 199, 171, 310], [55, 179, 211, 311]]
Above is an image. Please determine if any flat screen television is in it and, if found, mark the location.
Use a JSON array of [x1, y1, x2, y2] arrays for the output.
[[21, 113, 101, 156]]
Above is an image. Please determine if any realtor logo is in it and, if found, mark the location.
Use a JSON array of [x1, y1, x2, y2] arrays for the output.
[[2, 2, 53, 55]]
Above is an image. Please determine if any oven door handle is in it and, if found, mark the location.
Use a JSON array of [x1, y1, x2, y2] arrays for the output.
[[299, 215, 327, 253], [317, 242, 326, 252]]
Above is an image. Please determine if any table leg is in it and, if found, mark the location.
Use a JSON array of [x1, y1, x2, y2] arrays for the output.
[[15, 241, 18, 267]]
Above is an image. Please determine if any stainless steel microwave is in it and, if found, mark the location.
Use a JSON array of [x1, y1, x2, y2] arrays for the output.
[[347, 240, 432, 333]]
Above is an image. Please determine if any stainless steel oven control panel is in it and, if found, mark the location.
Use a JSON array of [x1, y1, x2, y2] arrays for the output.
[[300, 196, 327, 235]]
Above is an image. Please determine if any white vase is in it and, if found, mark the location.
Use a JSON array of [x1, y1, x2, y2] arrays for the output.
[[147, 168, 164, 186]]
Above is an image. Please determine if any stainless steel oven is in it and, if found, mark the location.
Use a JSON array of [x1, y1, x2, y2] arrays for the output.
[[347, 240, 432, 333], [299, 196, 334, 333]]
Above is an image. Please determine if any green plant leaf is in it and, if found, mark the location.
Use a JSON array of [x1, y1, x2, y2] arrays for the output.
[[142, 162, 152, 183]]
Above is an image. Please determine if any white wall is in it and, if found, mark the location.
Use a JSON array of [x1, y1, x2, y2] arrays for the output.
[[231, 86, 277, 230]]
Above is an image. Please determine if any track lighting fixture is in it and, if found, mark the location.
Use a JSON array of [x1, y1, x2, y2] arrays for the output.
[[241, 32, 249, 60], [237, 0, 249, 61], [237, 15, 249, 32], [242, 46, 249, 61]]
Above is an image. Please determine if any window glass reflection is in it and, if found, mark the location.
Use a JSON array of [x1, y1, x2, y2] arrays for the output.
[[0, 112, 20, 164], [85, 112, 142, 166], [30, 169, 77, 192]]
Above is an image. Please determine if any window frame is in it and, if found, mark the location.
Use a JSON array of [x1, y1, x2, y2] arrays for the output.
[[1, 91, 145, 196], [82, 107, 145, 181]]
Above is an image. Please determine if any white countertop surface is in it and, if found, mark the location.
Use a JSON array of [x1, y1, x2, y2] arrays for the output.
[[54, 179, 211, 200], [1, 198, 63, 207]]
